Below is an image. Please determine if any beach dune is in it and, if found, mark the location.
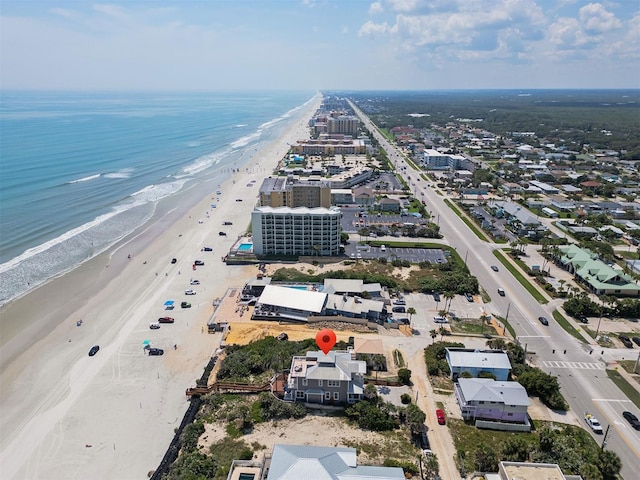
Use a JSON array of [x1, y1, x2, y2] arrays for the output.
[[0, 96, 322, 480]]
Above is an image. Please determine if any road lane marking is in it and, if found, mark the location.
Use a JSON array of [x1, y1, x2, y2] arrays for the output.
[[541, 361, 605, 370]]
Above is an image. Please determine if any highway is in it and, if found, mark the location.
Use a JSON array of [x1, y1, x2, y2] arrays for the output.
[[350, 100, 640, 478]]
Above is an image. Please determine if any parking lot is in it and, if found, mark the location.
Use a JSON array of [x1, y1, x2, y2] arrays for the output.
[[398, 292, 490, 331], [345, 242, 447, 264], [341, 206, 428, 234]]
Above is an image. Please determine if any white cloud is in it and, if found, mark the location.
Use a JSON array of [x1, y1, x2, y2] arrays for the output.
[[358, 20, 393, 37], [342, 25, 349, 34], [369, 2, 384, 15], [388, 0, 420, 12], [580, 3, 622, 33]]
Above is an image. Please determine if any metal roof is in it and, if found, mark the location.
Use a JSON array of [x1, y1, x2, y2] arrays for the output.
[[257, 285, 327, 313], [458, 378, 530, 407], [266, 444, 405, 480], [446, 348, 512, 370]]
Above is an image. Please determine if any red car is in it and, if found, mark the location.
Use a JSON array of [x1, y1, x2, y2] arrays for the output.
[[158, 317, 175, 324], [436, 409, 446, 425]]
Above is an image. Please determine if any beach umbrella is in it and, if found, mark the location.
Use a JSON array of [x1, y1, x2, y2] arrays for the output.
[[164, 300, 174, 306], [142, 340, 150, 345]]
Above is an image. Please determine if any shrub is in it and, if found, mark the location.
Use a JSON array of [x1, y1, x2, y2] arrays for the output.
[[398, 368, 412, 385], [400, 393, 412, 404]]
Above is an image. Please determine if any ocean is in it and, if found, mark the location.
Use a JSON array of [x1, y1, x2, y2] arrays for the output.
[[0, 90, 316, 305]]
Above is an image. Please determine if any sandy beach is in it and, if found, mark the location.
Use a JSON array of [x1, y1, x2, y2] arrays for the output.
[[0, 95, 322, 480]]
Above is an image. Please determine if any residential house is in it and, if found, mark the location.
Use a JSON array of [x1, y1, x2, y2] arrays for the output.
[[323, 278, 382, 298], [445, 348, 512, 381], [454, 378, 531, 432], [353, 186, 376, 206], [286, 350, 366, 405], [378, 197, 401, 212], [497, 461, 584, 480]]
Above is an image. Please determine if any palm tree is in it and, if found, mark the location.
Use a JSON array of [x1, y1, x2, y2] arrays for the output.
[[406, 307, 416, 325], [438, 326, 447, 341], [486, 338, 507, 350], [443, 291, 455, 313], [430, 329, 438, 344]]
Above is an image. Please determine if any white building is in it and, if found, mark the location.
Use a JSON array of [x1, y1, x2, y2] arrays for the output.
[[251, 206, 342, 256]]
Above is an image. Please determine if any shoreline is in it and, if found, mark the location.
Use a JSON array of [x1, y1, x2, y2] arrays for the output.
[[0, 94, 322, 479]]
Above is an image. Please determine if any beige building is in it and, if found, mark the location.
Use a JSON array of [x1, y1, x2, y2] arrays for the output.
[[258, 177, 331, 208]]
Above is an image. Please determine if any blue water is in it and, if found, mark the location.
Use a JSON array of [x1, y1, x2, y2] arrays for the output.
[[0, 90, 316, 305], [237, 243, 253, 251]]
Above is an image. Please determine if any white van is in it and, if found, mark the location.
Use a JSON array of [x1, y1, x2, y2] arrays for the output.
[[434, 316, 448, 323], [380, 245, 386, 252]]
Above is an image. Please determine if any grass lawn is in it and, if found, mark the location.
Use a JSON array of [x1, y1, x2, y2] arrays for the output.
[[606, 368, 640, 409], [493, 250, 548, 304], [444, 199, 490, 242], [552, 309, 587, 343]]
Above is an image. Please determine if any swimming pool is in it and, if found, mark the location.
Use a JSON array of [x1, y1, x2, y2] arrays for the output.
[[237, 243, 253, 252]]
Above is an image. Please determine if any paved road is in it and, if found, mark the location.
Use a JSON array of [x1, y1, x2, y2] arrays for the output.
[[351, 101, 640, 478]]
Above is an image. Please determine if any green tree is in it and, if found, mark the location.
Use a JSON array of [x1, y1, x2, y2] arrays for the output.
[[597, 449, 622, 479], [403, 404, 426, 433], [474, 442, 499, 472], [430, 329, 438, 344], [500, 437, 530, 462], [406, 307, 416, 323], [398, 368, 412, 385]]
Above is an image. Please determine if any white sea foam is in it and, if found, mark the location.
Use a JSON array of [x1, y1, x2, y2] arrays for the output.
[[68, 173, 101, 184], [104, 168, 133, 179], [230, 131, 262, 149], [235, 124, 248, 127]]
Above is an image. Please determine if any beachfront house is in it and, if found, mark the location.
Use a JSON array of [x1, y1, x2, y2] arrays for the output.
[[226, 444, 405, 480], [285, 350, 366, 405], [454, 378, 531, 432]]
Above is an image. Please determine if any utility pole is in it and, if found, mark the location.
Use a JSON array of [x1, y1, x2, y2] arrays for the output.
[[504, 302, 511, 335], [601, 425, 610, 451], [634, 350, 640, 374], [464, 250, 469, 267]]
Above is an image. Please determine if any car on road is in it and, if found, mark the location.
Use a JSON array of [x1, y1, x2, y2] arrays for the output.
[[181, 302, 191, 308], [171, 258, 177, 264], [185, 289, 196, 295], [194, 260, 205, 266], [190, 279, 200, 285], [432, 292, 440, 302], [380, 245, 386, 252], [436, 409, 446, 425], [88, 345, 100, 356], [434, 316, 448, 323], [491, 265, 499, 272], [201, 247, 213, 252], [497, 288, 505, 296], [218, 231, 227, 236], [223, 221, 233, 225], [633, 336, 640, 347], [235, 198, 243, 202], [538, 316, 549, 326], [585, 413, 604, 434], [158, 317, 175, 323], [622, 411, 640, 430], [619, 335, 634, 348], [464, 293, 474, 302], [148, 348, 164, 356], [149, 322, 160, 329]]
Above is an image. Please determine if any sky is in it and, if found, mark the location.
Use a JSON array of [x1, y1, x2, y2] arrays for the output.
[[1, 0, 639, 91]]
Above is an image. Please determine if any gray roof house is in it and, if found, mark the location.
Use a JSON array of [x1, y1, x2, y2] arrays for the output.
[[226, 444, 405, 480], [285, 350, 366, 405], [454, 378, 531, 432], [266, 444, 405, 480], [446, 348, 512, 381]]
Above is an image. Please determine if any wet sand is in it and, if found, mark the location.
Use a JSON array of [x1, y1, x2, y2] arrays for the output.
[[0, 95, 321, 480]]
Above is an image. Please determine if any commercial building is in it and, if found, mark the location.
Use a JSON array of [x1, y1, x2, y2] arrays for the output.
[[251, 206, 341, 256]]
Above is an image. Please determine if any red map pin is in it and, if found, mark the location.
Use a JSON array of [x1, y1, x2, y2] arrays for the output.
[[316, 329, 337, 354]]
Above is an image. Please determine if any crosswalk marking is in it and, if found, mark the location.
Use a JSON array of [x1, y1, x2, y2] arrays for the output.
[[541, 361, 605, 370]]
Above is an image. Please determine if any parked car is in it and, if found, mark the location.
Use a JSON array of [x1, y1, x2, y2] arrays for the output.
[[465, 293, 474, 302], [88, 345, 100, 356], [148, 348, 164, 356], [432, 292, 441, 302], [622, 411, 640, 430], [219, 231, 227, 236], [194, 260, 205, 266], [434, 316, 448, 323], [491, 265, 499, 272], [497, 287, 505, 296], [538, 316, 549, 326], [633, 337, 640, 347], [185, 289, 196, 295], [181, 302, 191, 308], [578, 315, 589, 324], [171, 258, 177, 264], [158, 317, 175, 323], [201, 247, 213, 252], [277, 332, 288, 341], [619, 335, 634, 348], [380, 245, 386, 252], [149, 323, 161, 329], [223, 221, 233, 225], [397, 318, 410, 325], [394, 299, 406, 305], [436, 409, 446, 425], [190, 279, 200, 285], [392, 306, 405, 313]]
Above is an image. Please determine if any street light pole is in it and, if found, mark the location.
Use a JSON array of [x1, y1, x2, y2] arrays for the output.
[[595, 301, 604, 338], [504, 302, 511, 336]]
